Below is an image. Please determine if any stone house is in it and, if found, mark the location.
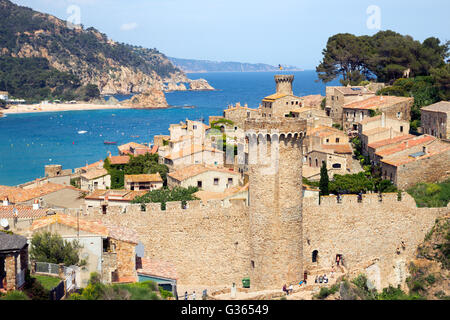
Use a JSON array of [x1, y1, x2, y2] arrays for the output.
[[289, 107, 333, 128], [194, 183, 249, 207], [304, 125, 349, 154], [124, 173, 163, 191], [325, 86, 376, 124], [342, 96, 413, 132], [0, 183, 83, 209], [303, 150, 348, 180], [367, 134, 415, 164], [223, 102, 261, 129], [136, 257, 178, 294], [378, 137, 450, 188], [421, 101, 450, 140], [1, 204, 49, 232], [28, 214, 139, 287], [167, 164, 241, 192], [358, 113, 410, 156], [80, 168, 111, 192], [261, 75, 303, 118], [0, 232, 28, 292], [84, 189, 147, 212], [118, 142, 154, 156], [160, 145, 224, 171], [373, 135, 436, 166]]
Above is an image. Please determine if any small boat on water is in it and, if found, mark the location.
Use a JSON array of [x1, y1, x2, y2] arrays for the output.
[[104, 141, 117, 145], [78, 130, 87, 134]]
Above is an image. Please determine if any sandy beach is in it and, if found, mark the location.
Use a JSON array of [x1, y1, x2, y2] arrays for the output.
[[2, 103, 134, 114]]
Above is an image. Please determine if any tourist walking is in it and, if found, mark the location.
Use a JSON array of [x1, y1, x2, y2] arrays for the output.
[[192, 291, 196, 300], [288, 284, 294, 295], [283, 284, 288, 295]]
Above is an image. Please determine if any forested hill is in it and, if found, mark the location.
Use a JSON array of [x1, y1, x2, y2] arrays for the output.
[[169, 57, 303, 73], [0, 0, 186, 95]]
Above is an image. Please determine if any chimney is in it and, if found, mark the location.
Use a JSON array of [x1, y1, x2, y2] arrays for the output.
[[3, 197, 9, 206], [381, 113, 386, 128], [32, 199, 39, 210], [423, 146, 427, 154]]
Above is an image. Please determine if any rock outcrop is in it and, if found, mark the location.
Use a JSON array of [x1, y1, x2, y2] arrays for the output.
[[188, 79, 215, 91], [120, 88, 168, 109]]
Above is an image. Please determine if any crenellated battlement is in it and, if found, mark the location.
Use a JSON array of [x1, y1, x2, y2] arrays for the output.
[[83, 198, 249, 217], [304, 192, 419, 208], [244, 117, 307, 136]]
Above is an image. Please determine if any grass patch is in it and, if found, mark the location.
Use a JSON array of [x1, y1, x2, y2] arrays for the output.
[[33, 275, 61, 291], [407, 179, 450, 208]]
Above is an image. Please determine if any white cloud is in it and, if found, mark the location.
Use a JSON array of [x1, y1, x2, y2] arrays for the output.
[[120, 22, 138, 31]]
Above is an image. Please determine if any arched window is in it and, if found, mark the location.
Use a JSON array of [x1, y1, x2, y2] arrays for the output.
[[332, 163, 342, 169], [312, 250, 318, 263]]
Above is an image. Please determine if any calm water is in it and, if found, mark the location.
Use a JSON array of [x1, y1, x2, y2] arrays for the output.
[[0, 71, 340, 185]]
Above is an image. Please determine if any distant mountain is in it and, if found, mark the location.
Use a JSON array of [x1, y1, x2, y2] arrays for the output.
[[169, 57, 304, 73], [0, 0, 187, 95]]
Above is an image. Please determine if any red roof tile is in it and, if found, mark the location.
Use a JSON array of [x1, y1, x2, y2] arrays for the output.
[[137, 257, 178, 280]]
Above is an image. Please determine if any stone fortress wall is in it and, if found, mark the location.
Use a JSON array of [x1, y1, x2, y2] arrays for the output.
[[302, 192, 448, 290], [76, 199, 252, 286], [74, 191, 449, 290]]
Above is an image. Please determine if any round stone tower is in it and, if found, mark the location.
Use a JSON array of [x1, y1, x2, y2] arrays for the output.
[[244, 117, 307, 290], [275, 74, 294, 95]]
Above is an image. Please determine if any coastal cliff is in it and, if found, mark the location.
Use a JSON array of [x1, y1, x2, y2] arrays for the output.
[[0, 0, 213, 96], [188, 79, 215, 91], [120, 88, 168, 109]]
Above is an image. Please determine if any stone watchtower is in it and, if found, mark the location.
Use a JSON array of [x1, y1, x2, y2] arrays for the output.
[[275, 74, 294, 95], [244, 117, 307, 290]]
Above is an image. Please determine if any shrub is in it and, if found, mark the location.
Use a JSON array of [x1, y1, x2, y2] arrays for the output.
[[30, 231, 83, 266], [0, 291, 30, 300]]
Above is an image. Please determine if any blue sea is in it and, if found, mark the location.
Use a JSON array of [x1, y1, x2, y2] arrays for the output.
[[0, 71, 340, 186]]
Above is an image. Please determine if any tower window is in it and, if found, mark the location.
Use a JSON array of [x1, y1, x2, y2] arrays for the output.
[[312, 250, 318, 263]]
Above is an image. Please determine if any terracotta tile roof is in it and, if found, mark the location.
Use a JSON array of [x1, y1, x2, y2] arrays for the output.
[[0, 183, 68, 203], [125, 173, 163, 183], [382, 140, 450, 167], [359, 115, 382, 125], [343, 96, 413, 110], [31, 214, 139, 244], [31, 214, 109, 237], [164, 145, 223, 160], [118, 142, 147, 152], [262, 93, 290, 101], [81, 168, 108, 180], [308, 125, 346, 138], [134, 148, 152, 156], [109, 155, 130, 165], [82, 160, 104, 171], [421, 101, 450, 114], [335, 86, 368, 95], [0, 205, 49, 219], [102, 221, 139, 244], [363, 127, 391, 136], [321, 144, 353, 154], [85, 189, 147, 201], [150, 145, 158, 154], [368, 134, 415, 149], [114, 276, 138, 284], [136, 257, 178, 280], [300, 94, 324, 107], [375, 135, 436, 158], [194, 183, 248, 202], [168, 164, 238, 182]]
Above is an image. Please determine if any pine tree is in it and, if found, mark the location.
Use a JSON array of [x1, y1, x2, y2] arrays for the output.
[[319, 162, 330, 196]]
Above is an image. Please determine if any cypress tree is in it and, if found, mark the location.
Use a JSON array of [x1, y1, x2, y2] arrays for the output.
[[319, 162, 329, 196]]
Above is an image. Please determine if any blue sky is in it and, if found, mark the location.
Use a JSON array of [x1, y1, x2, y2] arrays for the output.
[[12, 0, 450, 69]]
